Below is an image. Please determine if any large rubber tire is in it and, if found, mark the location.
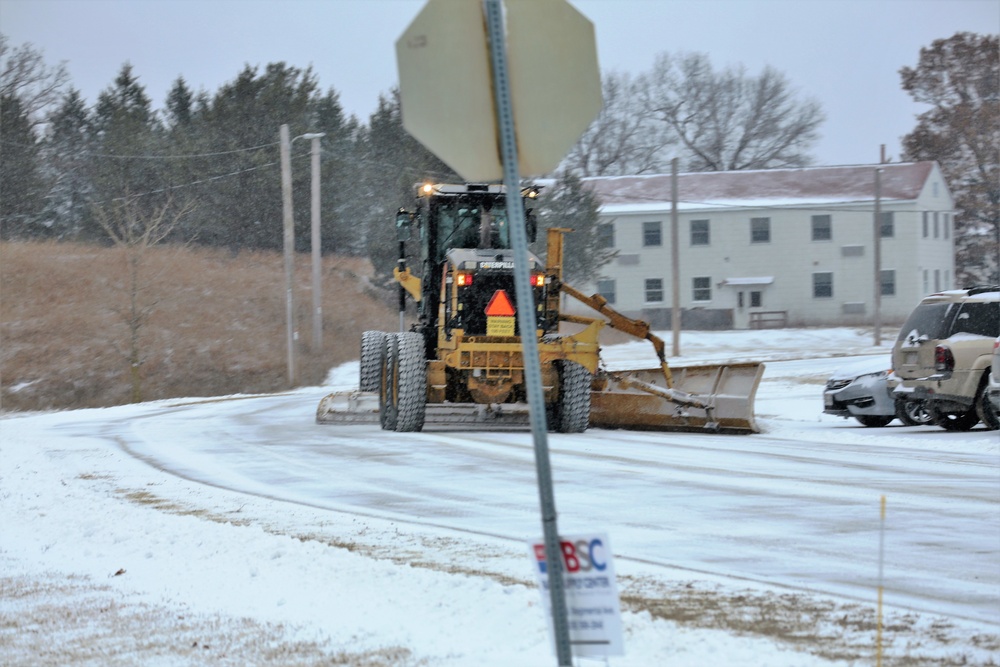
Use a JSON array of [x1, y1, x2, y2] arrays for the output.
[[929, 403, 980, 431], [974, 375, 1000, 431], [855, 414, 894, 428], [392, 332, 427, 432], [548, 360, 591, 434], [360, 331, 387, 392], [894, 398, 932, 426], [378, 334, 397, 431]]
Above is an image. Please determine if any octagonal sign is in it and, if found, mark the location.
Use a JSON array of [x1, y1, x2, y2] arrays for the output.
[[396, 0, 601, 181]]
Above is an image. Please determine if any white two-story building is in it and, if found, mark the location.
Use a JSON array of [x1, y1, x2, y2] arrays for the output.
[[581, 162, 955, 329]]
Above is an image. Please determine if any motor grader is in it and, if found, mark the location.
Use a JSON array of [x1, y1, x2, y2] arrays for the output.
[[317, 182, 763, 433]]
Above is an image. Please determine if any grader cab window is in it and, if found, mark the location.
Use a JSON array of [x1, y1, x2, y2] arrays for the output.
[[435, 199, 511, 255]]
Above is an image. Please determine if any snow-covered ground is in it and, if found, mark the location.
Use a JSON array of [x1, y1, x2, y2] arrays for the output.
[[2, 327, 998, 666]]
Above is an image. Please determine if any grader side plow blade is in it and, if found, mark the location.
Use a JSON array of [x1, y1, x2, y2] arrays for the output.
[[589, 361, 764, 434]]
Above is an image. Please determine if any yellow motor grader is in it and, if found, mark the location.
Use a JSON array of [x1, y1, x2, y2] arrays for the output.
[[317, 182, 763, 433]]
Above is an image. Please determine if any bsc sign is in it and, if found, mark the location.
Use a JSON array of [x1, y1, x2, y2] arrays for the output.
[[529, 532, 625, 657]]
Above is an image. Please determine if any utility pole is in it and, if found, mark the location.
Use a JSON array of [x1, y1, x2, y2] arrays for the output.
[[304, 133, 326, 352], [874, 167, 883, 347], [279, 124, 297, 385], [671, 157, 681, 357]]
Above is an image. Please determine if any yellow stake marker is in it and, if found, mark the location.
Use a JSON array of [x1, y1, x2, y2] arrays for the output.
[[877, 495, 886, 667]]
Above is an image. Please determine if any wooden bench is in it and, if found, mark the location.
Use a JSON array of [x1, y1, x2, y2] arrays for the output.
[[749, 311, 788, 329]]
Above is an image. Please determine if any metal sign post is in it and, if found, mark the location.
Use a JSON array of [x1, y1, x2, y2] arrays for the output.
[[482, 5, 572, 664]]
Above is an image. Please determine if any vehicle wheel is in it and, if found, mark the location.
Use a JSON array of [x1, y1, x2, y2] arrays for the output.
[[855, 414, 894, 428], [894, 398, 932, 426], [929, 403, 980, 431], [360, 331, 387, 392], [548, 360, 591, 434], [392, 332, 427, 432], [379, 334, 398, 431], [974, 376, 1000, 430]]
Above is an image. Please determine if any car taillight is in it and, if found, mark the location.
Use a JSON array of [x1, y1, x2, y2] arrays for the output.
[[935, 345, 954, 372]]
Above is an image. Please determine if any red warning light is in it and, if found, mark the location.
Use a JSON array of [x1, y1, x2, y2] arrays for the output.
[[485, 290, 516, 317]]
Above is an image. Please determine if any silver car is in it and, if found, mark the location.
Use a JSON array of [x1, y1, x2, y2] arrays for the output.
[[824, 357, 931, 427]]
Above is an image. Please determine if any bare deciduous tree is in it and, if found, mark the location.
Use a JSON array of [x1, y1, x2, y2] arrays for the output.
[[561, 70, 671, 177], [0, 34, 70, 127], [94, 195, 194, 402], [640, 52, 824, 172], [900, 32, 999, 285]]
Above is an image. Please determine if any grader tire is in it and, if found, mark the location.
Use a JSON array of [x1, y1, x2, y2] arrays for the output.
[[379, 334, 398, 431], [360, 331, 387, 392], [550, 360, 591, 434], [393, 332, 427, 432]]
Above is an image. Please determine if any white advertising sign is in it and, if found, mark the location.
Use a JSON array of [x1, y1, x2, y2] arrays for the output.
[[529, 532, 625, 657]]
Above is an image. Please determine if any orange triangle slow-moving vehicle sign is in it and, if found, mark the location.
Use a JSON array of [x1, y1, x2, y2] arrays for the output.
[[485, 289, 516, 316]]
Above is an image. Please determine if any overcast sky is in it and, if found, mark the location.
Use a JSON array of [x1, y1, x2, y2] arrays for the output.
[[2, 0, 997, 167]]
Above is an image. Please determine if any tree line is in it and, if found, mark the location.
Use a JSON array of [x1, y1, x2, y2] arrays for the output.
[[1, 31, 996, 285]]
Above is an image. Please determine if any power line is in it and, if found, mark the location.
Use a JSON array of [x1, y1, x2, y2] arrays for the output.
[[95, 152, 312, 205], [0, 138, 282, 159], [88, 141, 282, 160]]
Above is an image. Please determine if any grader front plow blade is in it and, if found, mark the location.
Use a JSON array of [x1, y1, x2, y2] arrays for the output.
[[589, 361, 764, 434]]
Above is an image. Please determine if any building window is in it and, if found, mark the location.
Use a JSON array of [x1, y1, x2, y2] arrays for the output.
[[597, 223, 615, 249], [645, 278, 664, 303], [690, 219, 710, 246], [923, 269, 929, 295], [596, 279, 616, 304], [643, 221, 662, 247], [692, 276, 712, 302], [751, 217, 771, 243], [922, 211, 929, 238], [811, 215, 832, 241], [880, 269, 896, 296], [841, 245, 864, 258], [943, 213, 950, 239], [813, 272, 833, 298], [879, 211, 894, 238], [750, 291, 762, 308], [933, 211, 940, 238], [934, 269, 940, 292], [944, 269, 950, 290]]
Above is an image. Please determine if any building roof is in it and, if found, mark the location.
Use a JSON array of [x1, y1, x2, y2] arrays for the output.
[[582, 162, 936, 213]]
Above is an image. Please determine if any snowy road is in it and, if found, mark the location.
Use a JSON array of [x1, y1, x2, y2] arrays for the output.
[[106, 356, 1000, 627], [5, 329, 999, 666]]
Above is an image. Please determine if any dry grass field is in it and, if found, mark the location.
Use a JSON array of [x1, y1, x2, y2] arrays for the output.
[[1, 240, 398, 412]]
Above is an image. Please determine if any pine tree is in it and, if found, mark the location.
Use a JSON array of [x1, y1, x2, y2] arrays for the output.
[[194, 63, 318, 251], [531, 171, 613, 285], [41, 88, 95, 239], [90, 63, 165, 223], [359, 90, 457, 285], [0, 94, 46, 238], [309, 87, 361, 255]]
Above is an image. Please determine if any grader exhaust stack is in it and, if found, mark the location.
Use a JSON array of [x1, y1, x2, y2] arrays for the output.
[[316, 185, 762, 434]]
